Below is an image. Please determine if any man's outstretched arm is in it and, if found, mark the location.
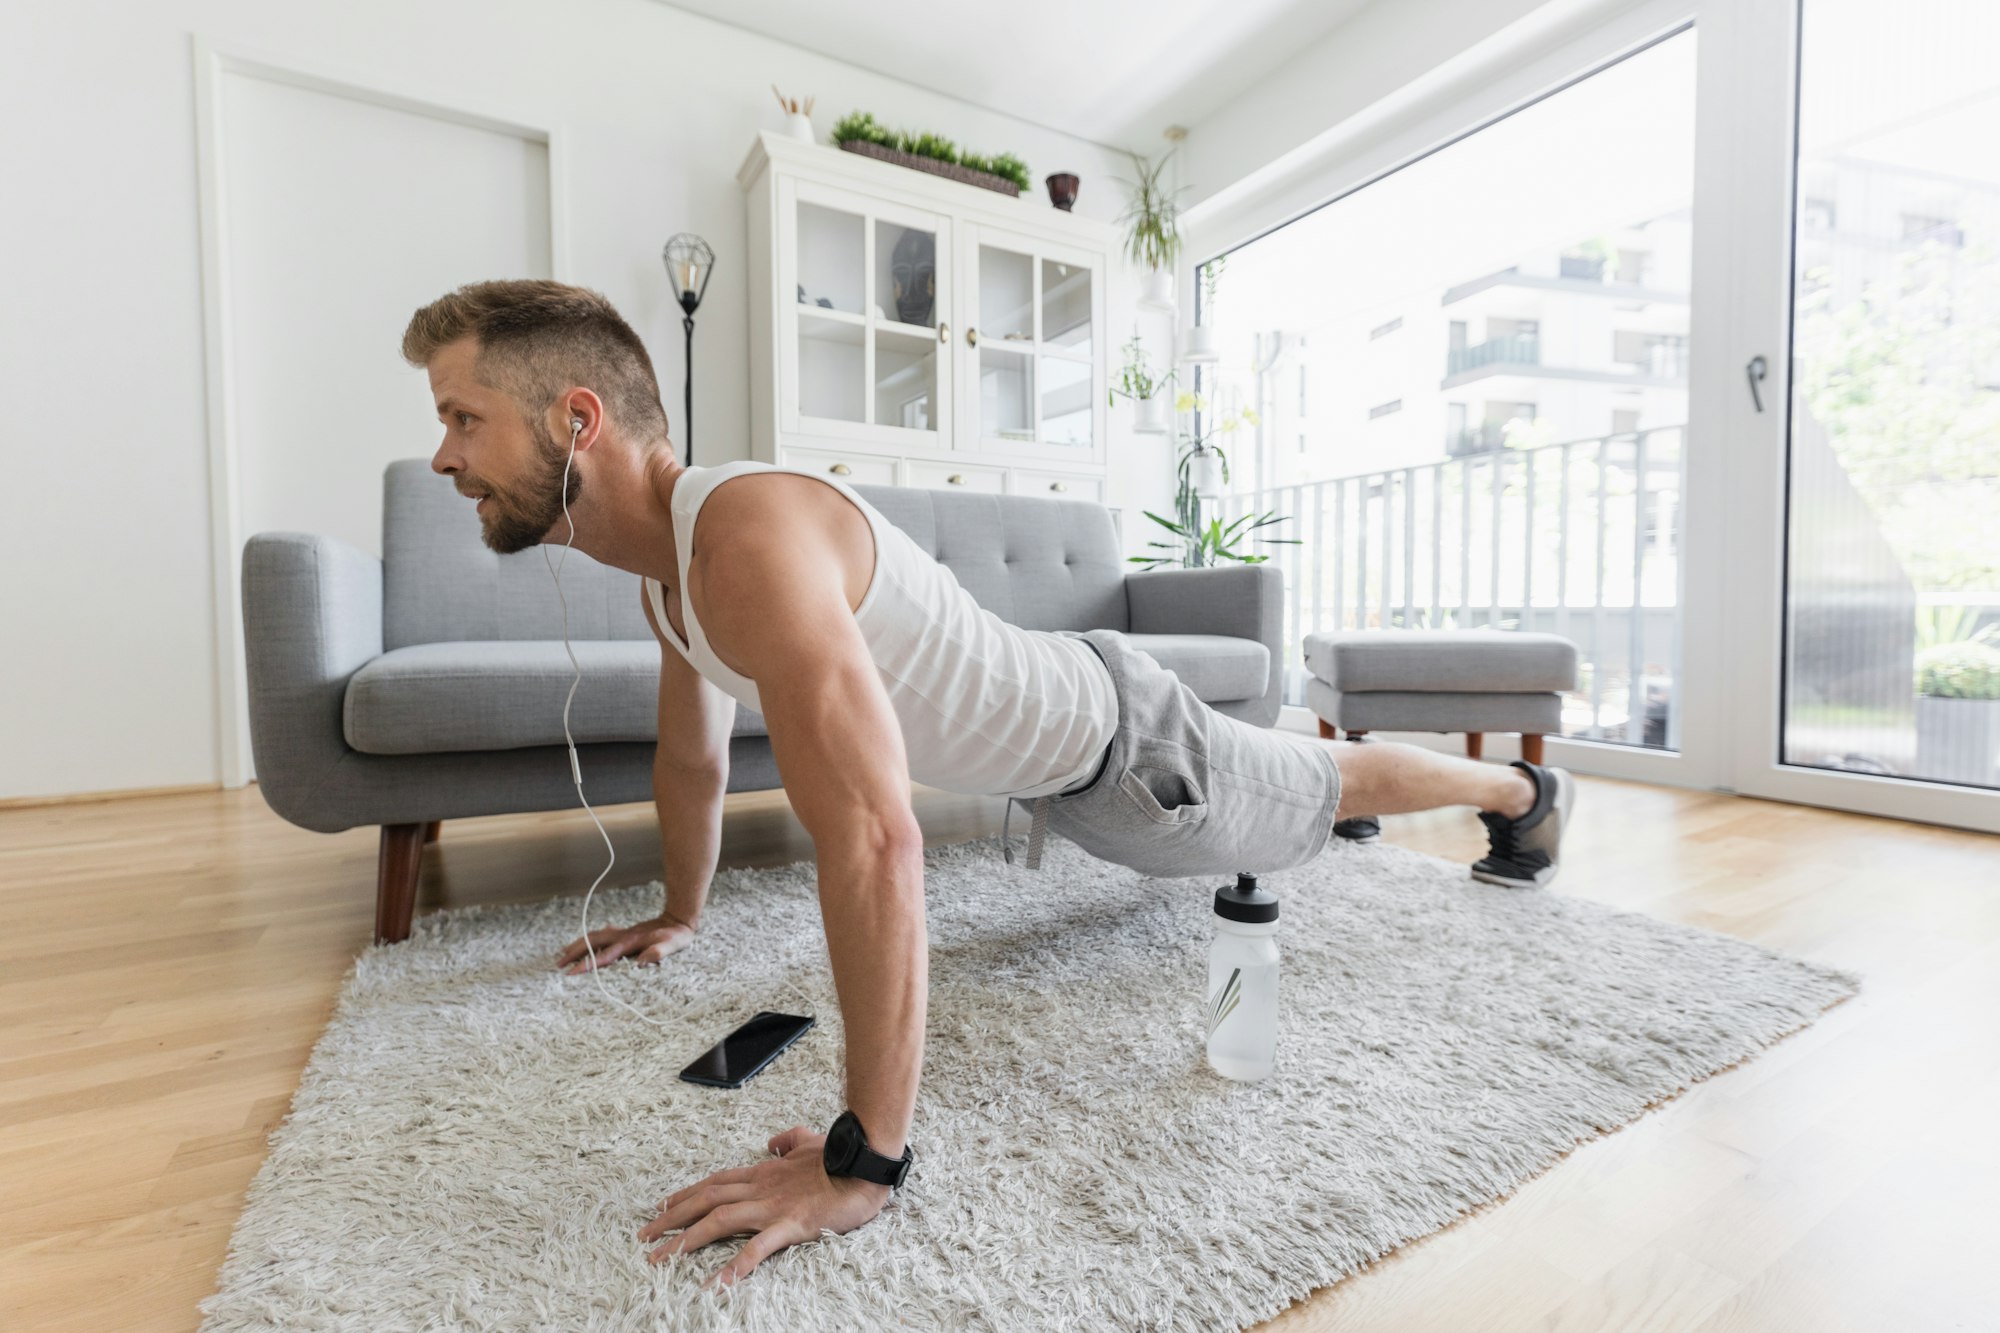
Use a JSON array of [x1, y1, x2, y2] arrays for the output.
[[636, 504, 926, 1285]]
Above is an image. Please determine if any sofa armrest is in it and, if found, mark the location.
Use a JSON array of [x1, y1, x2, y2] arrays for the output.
[[1125, 563, 1285, 726], [242, 532, 383, 830]]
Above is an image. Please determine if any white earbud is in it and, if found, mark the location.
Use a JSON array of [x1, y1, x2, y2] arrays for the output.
[[570, 419, 583, 438]]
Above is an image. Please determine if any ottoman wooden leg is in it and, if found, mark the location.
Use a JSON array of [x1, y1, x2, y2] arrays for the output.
[[1317, 718, 1336, 739], [1345, 729, 1369, 742], [1521, 734, 1545, 764], [1465, 732, 1484, 760], [423, 820, 442, 845]]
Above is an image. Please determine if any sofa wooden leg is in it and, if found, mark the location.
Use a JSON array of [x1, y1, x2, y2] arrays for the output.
[[1317, 718, 1336, 739], [1521, 734, 1545, 765], [1465, 732, 1485, 760], [423, 820, 442, 845], [375, 823, 425, 946]]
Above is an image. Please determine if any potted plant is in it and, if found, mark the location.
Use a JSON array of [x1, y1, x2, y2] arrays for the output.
[[1128, 398, 1296, 570], [1913, 629, 2000, 785], [1109, 331, 1175, 434], [1117, 150, 1186, 309], [1183, 254, 1225, 361]]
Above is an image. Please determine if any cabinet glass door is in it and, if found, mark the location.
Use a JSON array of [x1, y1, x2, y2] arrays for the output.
[[961, 229, 1102, 461], [782, 180, 950, 444]]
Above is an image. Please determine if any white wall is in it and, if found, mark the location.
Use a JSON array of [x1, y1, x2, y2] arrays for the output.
[[0, 0, 1160, 801]]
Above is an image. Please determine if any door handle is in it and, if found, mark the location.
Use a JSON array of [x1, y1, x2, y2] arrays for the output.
[[966, 327, 979, 347], [1049, 481, 1068, 493], [829, 462, 852, 475], [938, 322, 948, 344], [1746, 355, 1768, 413], [947, 473, 966, 485]]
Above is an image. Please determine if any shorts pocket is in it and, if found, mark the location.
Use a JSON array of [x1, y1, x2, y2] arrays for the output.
[[1118, 764, 1209, 825]]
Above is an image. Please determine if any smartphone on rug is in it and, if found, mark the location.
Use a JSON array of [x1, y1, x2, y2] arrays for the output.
[[678, 1010, 815, 1089]]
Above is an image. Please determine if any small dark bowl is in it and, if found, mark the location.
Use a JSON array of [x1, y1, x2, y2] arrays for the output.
[[1045, 172, 1080, 211]]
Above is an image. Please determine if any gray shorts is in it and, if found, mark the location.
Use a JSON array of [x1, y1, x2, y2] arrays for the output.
[[1038, 628, 1341, 878]]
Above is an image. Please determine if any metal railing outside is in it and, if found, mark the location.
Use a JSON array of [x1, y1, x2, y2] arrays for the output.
[[1446, 335, 1541, 377], [1209, 426, 1687, 749]]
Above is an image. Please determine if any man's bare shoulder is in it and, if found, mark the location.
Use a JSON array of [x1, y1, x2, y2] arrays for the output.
[[693, 472, 874, 610]]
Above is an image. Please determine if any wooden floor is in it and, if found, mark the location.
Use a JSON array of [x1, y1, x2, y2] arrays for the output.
[[2, 776, 1995, 1332]]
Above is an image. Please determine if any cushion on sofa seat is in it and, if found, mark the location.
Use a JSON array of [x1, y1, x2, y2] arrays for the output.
[[343, 642, 770, 755], [1124, 633, 1269, 702], [1301, 629, 1578, 694]]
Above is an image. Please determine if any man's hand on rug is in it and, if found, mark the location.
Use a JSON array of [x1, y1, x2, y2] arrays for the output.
[[555, 915, 695, 975], [638, 1123, 891, 1288]]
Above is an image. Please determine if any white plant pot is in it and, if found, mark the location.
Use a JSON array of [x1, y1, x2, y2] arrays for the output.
[[1132, 395, 1168, 434], [785, 112, 815, 143], [1914, 694, 2000, 785], [1139, 269, 1175, 310], [1189, 450, 1224, 495], [1181, 324, 1218, 362]]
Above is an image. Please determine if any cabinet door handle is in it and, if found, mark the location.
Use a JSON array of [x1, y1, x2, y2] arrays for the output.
[[948, 473, 966, 485], [966, 327, 979, 347], [938, 322, 949, 344], [829, 462, 852, 475], [1049, 481, 1068, 493]]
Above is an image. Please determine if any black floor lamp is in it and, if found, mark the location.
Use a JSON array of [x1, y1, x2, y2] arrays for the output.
[[662, 233, 715, 466]]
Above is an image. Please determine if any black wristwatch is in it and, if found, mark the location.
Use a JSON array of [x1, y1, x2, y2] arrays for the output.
[[822, 1109, 912, 1190]]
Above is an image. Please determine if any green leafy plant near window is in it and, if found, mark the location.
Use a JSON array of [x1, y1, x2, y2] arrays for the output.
[[1128, 396, 1299, 570], [1115, 150, 1187, 272], [1916, 641, 2000, 699], [1108, 330, 1174, 404], [829, 111, 1032, 191]]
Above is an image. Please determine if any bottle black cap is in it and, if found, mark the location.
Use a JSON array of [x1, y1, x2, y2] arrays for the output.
[[1213, 871, 1278, 924]]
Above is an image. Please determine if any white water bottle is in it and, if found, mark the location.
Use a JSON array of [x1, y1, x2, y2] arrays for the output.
[[1206, 872, 1280, 1081]]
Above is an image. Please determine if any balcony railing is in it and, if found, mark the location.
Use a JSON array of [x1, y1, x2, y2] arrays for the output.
[[1446, 335, 1540, 377], [1208, 426, 1687, 749]]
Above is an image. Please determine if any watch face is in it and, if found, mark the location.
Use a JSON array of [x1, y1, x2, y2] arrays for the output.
[[825, 1114, 859, 1174]]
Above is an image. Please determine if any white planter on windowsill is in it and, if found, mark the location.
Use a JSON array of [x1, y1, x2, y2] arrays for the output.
[[1131, 395, 1168, 434], [1914, 694, 2000, 785], [1139, 269, 1174, 310]]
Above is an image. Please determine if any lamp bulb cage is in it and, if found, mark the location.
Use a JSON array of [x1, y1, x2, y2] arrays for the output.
[[663, 233, 716, 314]]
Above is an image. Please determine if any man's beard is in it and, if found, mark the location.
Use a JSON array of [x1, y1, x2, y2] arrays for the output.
[[480, 427, 583, 555]]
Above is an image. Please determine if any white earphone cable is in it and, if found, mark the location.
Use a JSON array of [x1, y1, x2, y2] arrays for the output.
[[545, 425, 816, 1027], [543, 424, 671, 1028]]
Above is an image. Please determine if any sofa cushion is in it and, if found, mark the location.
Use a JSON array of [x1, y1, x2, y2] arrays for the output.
[[1125, 633, 1269, 703], [1301, 629, 1578, 694], [344, 642, 770, 755], [345, 631, 1268, 757]]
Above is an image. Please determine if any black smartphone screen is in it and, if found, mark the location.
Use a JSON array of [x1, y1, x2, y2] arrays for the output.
[[678, 1010, 815, 1089]]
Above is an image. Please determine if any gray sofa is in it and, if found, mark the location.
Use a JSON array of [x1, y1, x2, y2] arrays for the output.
[[243, 460, 1285, 945]]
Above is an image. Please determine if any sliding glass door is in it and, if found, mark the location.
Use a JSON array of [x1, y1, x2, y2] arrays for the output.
[[1182, 0, 2000, 829], [1715, 0, 2000, 829]]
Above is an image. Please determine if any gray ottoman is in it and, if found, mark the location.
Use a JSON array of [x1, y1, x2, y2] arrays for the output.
[[1301, 629, 1579, 763]]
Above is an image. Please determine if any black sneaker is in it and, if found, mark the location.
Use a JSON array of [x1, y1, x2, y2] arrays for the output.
[[1471, 761, 1575, 888], [1332, 817, 1381, 843]]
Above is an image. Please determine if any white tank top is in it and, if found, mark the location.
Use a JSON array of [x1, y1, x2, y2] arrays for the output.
[[642, 460, 1118, 799]]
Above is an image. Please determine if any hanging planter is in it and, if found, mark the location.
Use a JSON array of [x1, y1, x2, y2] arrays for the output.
[[1181, 323, 1218, 362], [1133, 395, 1169, 434], [1140, 269, 1175, 310]]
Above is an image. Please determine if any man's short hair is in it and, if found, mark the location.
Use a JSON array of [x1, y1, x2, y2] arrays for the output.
[[401, 279, 670, 448]]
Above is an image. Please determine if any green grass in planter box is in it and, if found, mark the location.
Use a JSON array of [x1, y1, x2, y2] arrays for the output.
[[1915, 641, 2000, 699]]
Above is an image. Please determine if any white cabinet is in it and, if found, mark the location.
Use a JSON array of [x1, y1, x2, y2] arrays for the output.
[[742, 132, 1110, 498]]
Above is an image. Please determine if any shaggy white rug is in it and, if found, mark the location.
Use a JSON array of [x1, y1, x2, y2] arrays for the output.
[[198, 831, 1858, 1332]]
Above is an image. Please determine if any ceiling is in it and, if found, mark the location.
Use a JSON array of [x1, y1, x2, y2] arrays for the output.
[[655, 0, 1377, 150]]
